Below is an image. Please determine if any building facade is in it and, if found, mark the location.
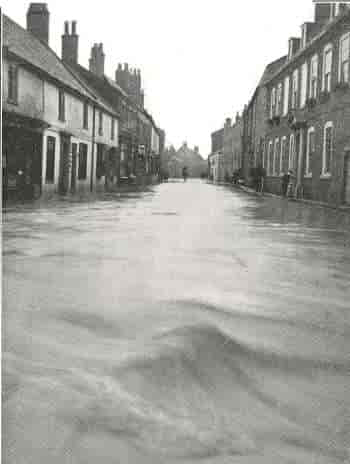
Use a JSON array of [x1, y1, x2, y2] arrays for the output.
[[2, 8, 99, 200], [263, 3, 350, 205], [209, 128, 224, 182]]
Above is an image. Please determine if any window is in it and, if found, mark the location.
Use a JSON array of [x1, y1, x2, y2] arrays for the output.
[[111, 118, 115, 140], [305, 128, 315, 176], [268, 140, 273, 175], [291, 69, 299, 109], [58, 90, 65, 121], [45, 136, 56, 183], [309, 54, 318, 99], [283, 76, 290, 115], [339, 33, 350, 84], [300, 62, 308, 107], [322, 122, 333, 175], [280, 137, 287, 174], [274, 138, 280, 176], [276, 83, 283, 116], [322, 44, 333, 93], [8, 64, 18, 103], [289, 134, 295, 170], [78, 143, 88, 180], [98, 111, 103, 136], [270, 87, 276, 118], [83, 101, 89, 129], [96, 144, 105, 179]]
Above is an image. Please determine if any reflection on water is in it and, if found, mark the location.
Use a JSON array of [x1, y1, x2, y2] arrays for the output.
[[2, 181, 350, 464]]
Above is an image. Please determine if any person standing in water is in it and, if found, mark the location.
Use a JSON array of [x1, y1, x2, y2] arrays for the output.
[[182, 166, 188, 182]]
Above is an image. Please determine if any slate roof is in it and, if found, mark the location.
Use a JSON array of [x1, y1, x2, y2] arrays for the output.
[[65, 62, 119, 118], [2, 14, 93, 100]]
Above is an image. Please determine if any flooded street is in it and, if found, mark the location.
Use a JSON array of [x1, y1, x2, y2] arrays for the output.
[[2, 180, 350, 464]]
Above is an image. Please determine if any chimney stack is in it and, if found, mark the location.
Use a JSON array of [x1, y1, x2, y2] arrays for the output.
[[62, 20, 79, 64], [27, 3, 50, 45], [314, 2, 332, 24], [89, 43, 105, 77]]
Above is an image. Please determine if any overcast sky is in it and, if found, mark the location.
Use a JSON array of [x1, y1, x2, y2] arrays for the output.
[[2, 0, 315, 156]]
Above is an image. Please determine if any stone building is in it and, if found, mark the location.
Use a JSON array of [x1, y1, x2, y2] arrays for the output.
[[209, 128, 224, 182], [2, 5, 104, 200], [166, 143, 207, 178], [263, 2, 350, 205]]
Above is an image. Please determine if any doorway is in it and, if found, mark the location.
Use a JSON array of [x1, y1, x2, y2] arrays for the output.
[[345, 152, 350, 204], [71, 143, 78, 193]]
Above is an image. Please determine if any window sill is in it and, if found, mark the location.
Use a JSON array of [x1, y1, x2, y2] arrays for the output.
[[304, 173, 312, 178], [320, 173, 331, 179]]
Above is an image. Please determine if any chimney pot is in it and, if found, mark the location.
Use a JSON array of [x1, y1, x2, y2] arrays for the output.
[[27, 3, 50, 44], [64, 20, 69, 34], [72, 20, 77, 35]]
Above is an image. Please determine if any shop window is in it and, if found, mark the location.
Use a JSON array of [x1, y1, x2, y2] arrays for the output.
[[45, 136, 56, 183]]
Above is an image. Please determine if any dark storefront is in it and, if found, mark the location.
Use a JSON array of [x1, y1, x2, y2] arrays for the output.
[[2, 113, 48, 202]]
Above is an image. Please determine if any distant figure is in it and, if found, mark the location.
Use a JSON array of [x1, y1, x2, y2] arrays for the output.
[[256, 165, 266, 193], [281, 172, 290, 197], [182, 166, 188, 182]]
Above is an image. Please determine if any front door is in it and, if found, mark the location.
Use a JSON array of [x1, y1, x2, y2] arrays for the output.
[[71, 143, 77, 193], [59, 135, 71, 195], [345, 153, 350, 204]]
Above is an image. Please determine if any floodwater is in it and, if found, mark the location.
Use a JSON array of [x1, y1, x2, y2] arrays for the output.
[[2, 180, 350, 464]]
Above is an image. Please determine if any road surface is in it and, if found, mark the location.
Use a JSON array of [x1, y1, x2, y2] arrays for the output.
[[3, 180, 350, 464]]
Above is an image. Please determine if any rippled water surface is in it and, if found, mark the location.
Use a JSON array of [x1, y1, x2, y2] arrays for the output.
[[3, 180, 350, 463]]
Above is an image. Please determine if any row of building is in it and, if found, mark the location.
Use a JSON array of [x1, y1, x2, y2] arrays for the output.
[[209, 1, 350, 206], [2, 3, 165, 201]]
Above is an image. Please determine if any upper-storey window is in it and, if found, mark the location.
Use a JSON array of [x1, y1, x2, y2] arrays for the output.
[[339, 33, 350, 84], [291, 69, 299, 109], [322, 44, 333, 93], [309, 54, 319, 99], [270, 87, 276, 118], [276, 83, 283, 116], [58, 90, 65, 122], [98, 111, 103, 136], [8, 64, 19, 104], [83, 101, 89, 130], [300, 62, 308, 108], [283, 76, 290, 115]]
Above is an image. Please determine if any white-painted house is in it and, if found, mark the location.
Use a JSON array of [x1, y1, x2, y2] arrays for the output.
[[2, 6, 119, 200]]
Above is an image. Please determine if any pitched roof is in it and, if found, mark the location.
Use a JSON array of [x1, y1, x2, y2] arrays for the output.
[[259, 56, 287, 86], [2, 14, 93, 100], [65, 62, 119, 117]]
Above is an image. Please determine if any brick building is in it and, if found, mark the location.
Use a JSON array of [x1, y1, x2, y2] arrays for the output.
[[263, 3, 350, 205]]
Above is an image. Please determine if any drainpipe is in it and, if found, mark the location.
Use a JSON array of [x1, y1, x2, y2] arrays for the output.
[[90, 104, 96, 192]]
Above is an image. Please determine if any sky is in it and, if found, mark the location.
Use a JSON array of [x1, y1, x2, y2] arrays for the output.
[[1, 0, 315, 156]]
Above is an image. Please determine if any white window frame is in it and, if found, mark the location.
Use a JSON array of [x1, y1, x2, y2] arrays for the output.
[[273, 138, 280, 176], [270, 87, 276, 118], [289, 134, 295, 170], [322, 43, 333, 93], [322, 121, 333, 177], [291, 69, 299, 109], [268, 140, 273, 175], [300, 62, 308, 108], [339, 32, 350, 84], [280, 136, 287, 174], [305, 127, 315, 178], [283, 76, 290, 115], [276, 83, 283, 116], [309, 54, 318, 99]]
